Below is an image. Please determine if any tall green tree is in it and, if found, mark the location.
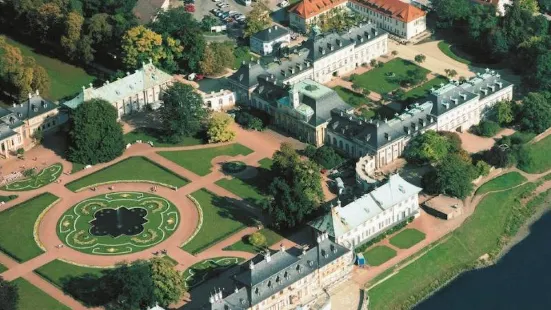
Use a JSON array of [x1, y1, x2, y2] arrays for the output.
[[150, 8, 206, 71], [518, 92, 551, 133], [244, 1, 272, 37], [68, 99, 125, 164], [0, 276, 18, 310], [431, 0, 471, 28], [159, 83, 210, 143], [264, 143, 324, 228], [60, 11, 84, 59], [150, 257, 186, 307], [107, 261, 155, 310], [403, 130, 450, 164], [422, 153, 476, 199], [493, 101, 515, 125]]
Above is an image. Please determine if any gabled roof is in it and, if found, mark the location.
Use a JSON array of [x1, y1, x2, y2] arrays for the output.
[[310, 174, 422, 238], [228, 61, 267, 89], [289, 0, 348, 19], [351, 0, 426, 23], [251, 25, 290, 42]]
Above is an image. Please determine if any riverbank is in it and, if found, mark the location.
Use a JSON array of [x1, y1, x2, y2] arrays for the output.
[[366, 180, 548, 310]]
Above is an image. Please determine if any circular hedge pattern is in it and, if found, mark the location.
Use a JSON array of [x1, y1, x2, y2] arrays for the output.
[[57, 192, 180, 255], [222, 161, 247, 174]]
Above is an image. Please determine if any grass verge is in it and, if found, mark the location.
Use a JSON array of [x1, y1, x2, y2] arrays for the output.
[[0, 193, 58, 262], [158, 143, 253, 176], [124, 127, 204, 147], [518, 135, 551, 173], [437, 41, 471, 65], [65, 156, 188, 192], [389, 228, 426, 249], [476, 172, 527, 195], [365, 246, 397, 266], [13, 278, 70, 310]]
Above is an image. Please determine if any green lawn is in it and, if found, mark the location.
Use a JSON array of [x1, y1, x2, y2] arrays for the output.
[[35, 260, 103, 288], [215, 177, 267, 207], [3, 36, 95, 101], [437, 41, 472, 65], [351, 58, 429, 94], [13, 278, 70, 310], [183, 257, 244, 289], [389, 228, 426, 249], [401, 76, 449, 102], [182, 189, 254, 254], [158, 143, 253, 176], [367, 183, 539, 310], [332, 86, 370, 107], [70, 162, 85, 174], [65, 156, 189, 192], [1, 163, 63, 191], [224, 228, 284, 253], [518, 135, 551, 173], [124, 127, 204, 147], [0, 193, 58, 262], [476, 172, 527, 195], [365, 246, 397, 266], [0, 263, 6, 273], [258, 158, 273, 170]]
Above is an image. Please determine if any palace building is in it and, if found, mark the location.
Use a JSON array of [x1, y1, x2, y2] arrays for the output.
[[0, 92, 62, 158], [310, 174, 422, 248], [207, 235, 353, 310], [62, 61, 173, 119], [229, 23, 388, 103]]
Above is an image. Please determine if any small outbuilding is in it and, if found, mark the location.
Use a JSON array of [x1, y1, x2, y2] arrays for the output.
[[423, 195, 463, 220]]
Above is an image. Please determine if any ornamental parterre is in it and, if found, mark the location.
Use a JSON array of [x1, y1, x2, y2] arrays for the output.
[[57, 192, 180, 255]]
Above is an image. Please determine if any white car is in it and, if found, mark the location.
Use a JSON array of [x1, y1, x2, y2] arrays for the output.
[[279, 0, 289, 7], [213, 0, 221, 2]]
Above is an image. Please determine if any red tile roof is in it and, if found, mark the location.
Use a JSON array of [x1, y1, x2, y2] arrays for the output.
[[289, 0, 348, 19], [351, 0, 426, 23]]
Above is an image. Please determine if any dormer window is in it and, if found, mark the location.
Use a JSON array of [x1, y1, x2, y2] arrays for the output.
[[267, 280, 272, 288], [255, 287, 259, 295]]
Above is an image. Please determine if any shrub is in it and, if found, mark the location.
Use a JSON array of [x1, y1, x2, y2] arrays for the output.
[[312, 146, 345, 169], [473, 120, 501, 137], [475, 160, 491, 177], [484, 145, 517, 168], [248, 232, 267, 247], [22, 168, 36, 177], [16, 148, 24, 155], [235, 111, 264, 131], [303, 144, 317, 158]]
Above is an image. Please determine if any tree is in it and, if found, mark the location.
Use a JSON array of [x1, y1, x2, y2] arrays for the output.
[[150, 258, 186, 307], [159, 83, 209, 143], [264, 143, 324, 228], [201, 15, 219, 31], [351, 83, 362, 93], [403, 130, 450, 164], [422, 153, 475, 199], [107, 261, 155, 310], [370, 59, 377, 67], [67, 99, 125, 165], [475, 160, 491, 176], [244, 1, 272, 37], [493, 101, 515, 125], [87, 13, 113, 44], [31, 2, 63, 43], [60, 11, 84, 59], [414, 54, 426, 64], [438, 131, 462, 153], [248, 232, 267, 247], [445, 68, 457, 78], [312, 146, 344, 169], [151, 7, 206, 71], [207, 112, 236, 143], [431, 0, 471, 28], [199, 42, 235, 76], [473, 120, 501, 137], [121, 25, 165, 69], [235, 111, 264, 131], [0, 276, 18, 310], [519, 0, 540, 12], [484, 145, 517, 168], [534, 51, 551, 91], [518, 92, 551, 133]]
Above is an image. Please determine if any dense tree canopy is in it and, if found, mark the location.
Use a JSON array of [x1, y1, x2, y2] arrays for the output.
[[106, 261, 155, 310], [403, 130, 451, 164], [244, 2, 272, 37], [67, 99, 125, 165], [0, 37, 50, 99], [150, 8, 206, 72], [159, 83, 210, 143], [207, 112, 236, 143], [518, 92, 551, 133], [0, 276, 18, 310], [199, 42, 235, 76], [422, 153, 476, 199], [150, 257, 186, 307], [264, 143, 324, 228]]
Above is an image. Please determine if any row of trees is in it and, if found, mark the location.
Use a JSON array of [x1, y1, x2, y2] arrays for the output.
[[0, 37, 50, 99]]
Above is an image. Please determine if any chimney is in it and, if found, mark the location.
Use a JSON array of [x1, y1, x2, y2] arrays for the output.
[[265, 251, 271, 263], [35, 89, 39, 96], [249, 260, 255, 269], [28, 93, 32, 100], [275, 25, 278, 30], [280, 243, 285, 252], [269, 28, 272, 33]]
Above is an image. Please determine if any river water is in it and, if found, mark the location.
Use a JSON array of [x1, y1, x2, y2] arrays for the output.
[[415, 210, 551, 310]]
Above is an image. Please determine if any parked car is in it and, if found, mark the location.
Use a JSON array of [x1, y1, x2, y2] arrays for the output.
[[235, 15, 246, 21], [211, 8, 221, 14], [279, 0, 289, 7], [220, 3, 230, 8], [188, 73, 197, 80], [195, 74, 205, 81], [213, 0, 222, 2], [216, 2, 226, 7]]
